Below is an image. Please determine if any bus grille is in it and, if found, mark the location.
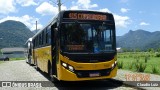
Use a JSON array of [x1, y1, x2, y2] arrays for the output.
[[75, 68, 111, 78]]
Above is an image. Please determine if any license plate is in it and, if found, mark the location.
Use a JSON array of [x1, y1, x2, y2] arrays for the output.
[[89, 73, 100, 77]]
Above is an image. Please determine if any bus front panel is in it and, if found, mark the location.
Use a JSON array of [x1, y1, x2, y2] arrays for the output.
[[57, 53, 117, 81]]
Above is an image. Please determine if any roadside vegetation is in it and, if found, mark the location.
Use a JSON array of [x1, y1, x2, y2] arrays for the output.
[[0, 49, 1, 54], [0, 57, 25, 65], [117, 51, 160, 75], [10, 58, 26, 61], [0, 61, 3, 64]]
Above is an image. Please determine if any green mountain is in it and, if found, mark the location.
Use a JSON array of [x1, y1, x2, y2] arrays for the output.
[[117, 29, 160, 51], [0, 20, 34, 48]]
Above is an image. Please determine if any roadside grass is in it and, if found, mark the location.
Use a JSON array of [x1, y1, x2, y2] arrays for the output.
[[118, 52, 160, 75], [0, 58, 25, 64], [10, 58, 26, 61], [0, 61, 4, 64], [0, 58, 25, 62]]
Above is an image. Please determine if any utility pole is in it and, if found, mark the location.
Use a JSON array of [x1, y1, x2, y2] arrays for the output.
[[57, 0, 61, 12], [36, 21, 37, 33], [50, 0, 61, 12]]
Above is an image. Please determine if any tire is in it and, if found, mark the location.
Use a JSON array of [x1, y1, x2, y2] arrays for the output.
[[35, 60, 40, 71], [48, 63, 58, 82], [28, 56, 32, 65], [4, 58, 9, 61], [7, 58, 9, 61], [35, 65, 40, 71], [26, 60, 28, 63]]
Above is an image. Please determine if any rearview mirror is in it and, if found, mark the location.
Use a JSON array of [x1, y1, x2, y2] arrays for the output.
[[54, 28, 58, 31]]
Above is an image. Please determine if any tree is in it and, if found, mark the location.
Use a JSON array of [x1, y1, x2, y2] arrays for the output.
[[135, 48, 140, 52], [148, 48, 154, 52], [0, 49, 1, 55]]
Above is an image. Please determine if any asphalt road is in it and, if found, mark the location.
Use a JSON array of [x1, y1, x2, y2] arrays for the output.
[[0, 60, 136, 90]]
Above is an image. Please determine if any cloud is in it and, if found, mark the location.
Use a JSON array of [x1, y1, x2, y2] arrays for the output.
[[120, 8, 130, 13], [16, 0, 38, 7], [138, 11, 145, 14], [100, 8, 131, 28], [30, 24, 43, 31], [0, 15, 43, 31], [61, 5, 67, 11], [70, 0, 98, 10], [140, 22, 150, 26], [99, 8, 111, 13], [36, 2, 67, 16], [70, 6, 79, 10], [114, 14, 131, 28], [0, 0, 17, 14], [35, 1, 131, 29], [36, 2, 57, 16], [77, 0, 98, 9]]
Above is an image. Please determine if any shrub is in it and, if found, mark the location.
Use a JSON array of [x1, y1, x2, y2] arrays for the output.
[[155, 52, 160, 57], [135, 62, 146, 72], [129, 54, 132, 58], [128, 62, 135, 69], [118, 61, 123, 69], [134, 55, 140, 63], [152, 66, 159, 74], [144, 56, 149, 63]]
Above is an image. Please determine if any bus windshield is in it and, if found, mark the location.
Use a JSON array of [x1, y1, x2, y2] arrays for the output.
[[61, 22, 115, 53]]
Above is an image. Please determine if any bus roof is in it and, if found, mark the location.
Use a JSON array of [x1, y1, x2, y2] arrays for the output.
[[61, 10, 112, 15]]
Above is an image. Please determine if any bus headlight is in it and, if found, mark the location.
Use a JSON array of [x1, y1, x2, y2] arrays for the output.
[[111, 61, 117, 70], [111, 63, 114, 68], [61, 61, 75, 72], [68, 66, 74, 72], [62, 62, 67, 67], [115, 61, 117, 65]]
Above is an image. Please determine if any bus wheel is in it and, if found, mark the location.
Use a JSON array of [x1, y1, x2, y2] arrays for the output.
[[35, 60, 39, 71], [49, 64, 58, 82], [28, 57, 31, 65], [35, 65, 40, 71], [6, 58, 9, 61]]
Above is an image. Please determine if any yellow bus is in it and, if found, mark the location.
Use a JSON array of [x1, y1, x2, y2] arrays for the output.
[[31, 10, 117, 82]]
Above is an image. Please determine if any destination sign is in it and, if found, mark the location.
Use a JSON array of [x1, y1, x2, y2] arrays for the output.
[[68, 13, 107, 21], [67, 45, 84, 51]]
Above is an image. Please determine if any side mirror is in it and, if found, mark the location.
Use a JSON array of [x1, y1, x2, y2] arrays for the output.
[[54, 28, 58, 32]]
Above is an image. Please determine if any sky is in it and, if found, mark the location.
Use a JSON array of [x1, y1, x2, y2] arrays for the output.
[[0, 0, 160, 36]]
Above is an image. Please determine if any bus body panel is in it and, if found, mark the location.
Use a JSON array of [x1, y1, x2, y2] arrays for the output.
[[55, 53, 117, 81], [58, 64, 117, 81], [59, 54, 116, 70], [34, 46, 52, 73]]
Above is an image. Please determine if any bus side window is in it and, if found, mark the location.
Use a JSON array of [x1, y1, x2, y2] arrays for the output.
[[52, 23, 57, 45], [42, 31, 44, 46], [35, 37, 37, 47], [40, 33, 42, 46], [37, 35, 40, 47], [48, 30, 51, 44], [46, 26, 51, 45], [45, 28, 48, 45], [43, 30, 46, 46]]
